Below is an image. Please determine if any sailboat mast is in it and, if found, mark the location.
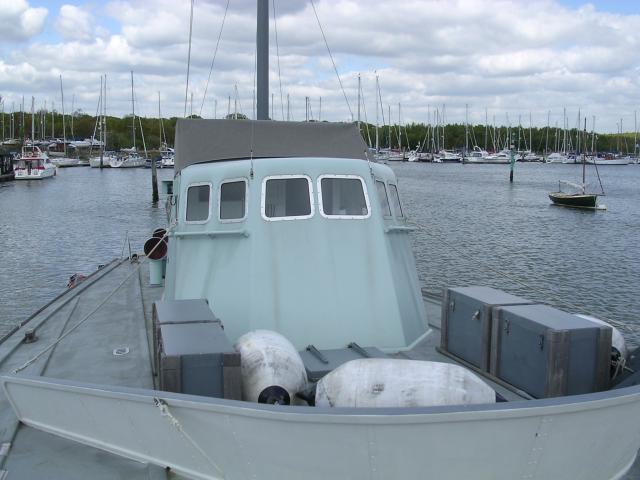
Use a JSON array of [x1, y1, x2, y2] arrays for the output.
[[60, 75, 66, 155], [357, 74, 361, 129], [131, 71, 136, 149], [582, 118, 586, 188], [375, 76, 379, 152], [256, 0, 269, 120], [30, 97, 35, 141]]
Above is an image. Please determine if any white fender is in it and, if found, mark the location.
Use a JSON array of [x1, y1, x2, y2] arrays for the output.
[[234, 330, 307, 405], [576, 314, 628, 359], [315, 358, 495, 408]]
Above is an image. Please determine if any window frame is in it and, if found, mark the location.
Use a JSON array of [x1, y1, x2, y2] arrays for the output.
[[375, 179, 392, 218], [388, 183, 404, 218], [261, 174, 315, 221], [317, 174, 371, 220], [184, 181, 213, 224], [218, 177, 249, 223]]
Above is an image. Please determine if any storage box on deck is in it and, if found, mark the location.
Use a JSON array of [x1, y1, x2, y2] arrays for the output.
[[299, 345, 387, 382], [152, 299, 220, 367], [490, 304, 611, 398], [158, 322, 241, 400], [441, 286, 533, 371]]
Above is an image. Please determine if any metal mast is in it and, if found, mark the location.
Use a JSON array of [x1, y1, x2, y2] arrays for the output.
[[256, 0, 269, 120], [131, 71, 136, 149]]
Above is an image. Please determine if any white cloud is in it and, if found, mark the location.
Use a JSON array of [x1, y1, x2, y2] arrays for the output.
[[55, 5, 95, 42], [0, 0, 639, 132], [0, 0, 47, 41]]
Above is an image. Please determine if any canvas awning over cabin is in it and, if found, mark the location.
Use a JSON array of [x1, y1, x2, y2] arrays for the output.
[[174, 119, 368, 172]]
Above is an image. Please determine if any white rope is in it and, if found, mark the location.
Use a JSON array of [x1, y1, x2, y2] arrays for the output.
[[199, 0, 230, 117], [412, 221, 634, 333], [183, 0, 195, 118], [153, 398, 225, 477], [309, 0, 353, 121], [12, 228, 174, 375], [272, 0, 285, 121]]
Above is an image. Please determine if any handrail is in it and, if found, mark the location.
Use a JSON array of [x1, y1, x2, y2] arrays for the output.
[[170, 230, 249, 239]]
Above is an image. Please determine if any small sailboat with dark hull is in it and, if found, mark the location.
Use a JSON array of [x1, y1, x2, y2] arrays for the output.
[[549, 121, 604, 210], [549, 181, 599, 209]]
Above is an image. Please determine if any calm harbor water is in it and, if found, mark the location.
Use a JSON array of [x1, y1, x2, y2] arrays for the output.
[[1, 162, 639, 344]]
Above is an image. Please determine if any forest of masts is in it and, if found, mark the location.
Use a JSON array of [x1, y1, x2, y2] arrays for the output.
[[1, 103, 638, 156]]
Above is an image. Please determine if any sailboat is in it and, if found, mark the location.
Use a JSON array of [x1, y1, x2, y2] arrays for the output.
[[110, 72, 146, 168], [549, 120, 604, 209], [1, 3, 640, 480]]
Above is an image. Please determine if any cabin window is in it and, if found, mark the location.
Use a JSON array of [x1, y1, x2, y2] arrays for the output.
[[219, 179, 247, 221], [389, 184, 404, 218], [262, 175, 313, 220], [376, 180, 391, 216], [318, 175, 370, 219], [185, 183, 211, 222]]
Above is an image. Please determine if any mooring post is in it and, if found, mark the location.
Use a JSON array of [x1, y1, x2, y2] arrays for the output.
[[509, 144, 515, 183]]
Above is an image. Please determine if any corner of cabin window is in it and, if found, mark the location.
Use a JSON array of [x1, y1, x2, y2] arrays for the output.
[[261, 175, 314, 221], [219, 178, 247, 222], [375, 180, 392, 217], [185, 182, 212, 223], [318, 175, 370, 219], [388, 183, 404, 218]]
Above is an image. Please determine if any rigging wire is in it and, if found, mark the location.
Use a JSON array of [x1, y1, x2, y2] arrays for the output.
[[199, 0, 230, 117], [272, 0, 285, 121], [184, 0, 195, 118], [309, 0, 353, 121], [358, 80, 372, 147]]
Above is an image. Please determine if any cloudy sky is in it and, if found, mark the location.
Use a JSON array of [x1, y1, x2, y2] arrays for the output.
[[0, 0, 638, 133]]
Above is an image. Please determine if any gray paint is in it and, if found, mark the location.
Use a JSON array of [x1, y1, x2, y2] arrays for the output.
[[256, 0, 268, 120], [158, 323, 241, 399], [490, 304, 612, 398], [299, 346, 387, 381], [440, 286, 533, 371], [174, 119, 368, 171]]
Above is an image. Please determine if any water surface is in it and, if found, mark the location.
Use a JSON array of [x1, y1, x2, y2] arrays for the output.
[[1, 162, 638, 344]]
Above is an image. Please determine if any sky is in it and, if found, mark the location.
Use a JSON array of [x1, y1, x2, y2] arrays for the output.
[[0, 0, 639, 133]]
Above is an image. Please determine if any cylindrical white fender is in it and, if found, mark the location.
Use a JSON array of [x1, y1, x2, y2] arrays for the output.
[[234, 330, 307, 405], [315, 358, 495, 408], [576, 314, 627, 359]]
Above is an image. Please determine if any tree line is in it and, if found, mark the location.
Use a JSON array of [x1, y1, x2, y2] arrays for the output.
[[2, 112, 637, 155]]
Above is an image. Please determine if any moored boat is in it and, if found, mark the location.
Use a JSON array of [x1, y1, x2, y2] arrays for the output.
[[13, 145, 55, 180]]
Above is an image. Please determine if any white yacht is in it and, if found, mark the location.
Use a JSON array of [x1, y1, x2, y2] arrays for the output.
[[586, 155, 631, 165], [484, 149, 511, 164], [437, 150, 462, 162], [547, 152, 567, 163], [464, 146, 490, 163], [110, 151, 146, 168], [13, 145, 55, 180]]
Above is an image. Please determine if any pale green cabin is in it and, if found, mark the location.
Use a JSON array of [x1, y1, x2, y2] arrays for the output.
[[164, 119, 428, 351]]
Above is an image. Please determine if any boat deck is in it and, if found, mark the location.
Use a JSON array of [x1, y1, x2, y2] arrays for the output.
[[0, 257, 637, 479]]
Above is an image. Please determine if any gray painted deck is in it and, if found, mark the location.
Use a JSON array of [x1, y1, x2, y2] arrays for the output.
[[0, 259, 637, 478]]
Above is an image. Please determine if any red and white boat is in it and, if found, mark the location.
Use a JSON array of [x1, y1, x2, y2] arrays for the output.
[[13, 145, 56, 180]]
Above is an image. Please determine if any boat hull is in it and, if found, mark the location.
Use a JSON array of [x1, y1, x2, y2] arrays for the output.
[[4, 375, 640, 480], [14, 167, 55, 180], [549, 192, 598, 209]]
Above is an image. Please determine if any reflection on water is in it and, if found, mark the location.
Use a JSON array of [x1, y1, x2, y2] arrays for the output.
[[1, 162, 639, 345]]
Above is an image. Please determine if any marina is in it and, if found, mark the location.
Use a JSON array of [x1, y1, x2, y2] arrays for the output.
[[1, 0, 640, 478]]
